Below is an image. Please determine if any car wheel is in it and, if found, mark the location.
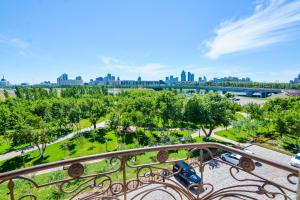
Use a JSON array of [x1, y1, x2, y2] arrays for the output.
[[221, 157, 226, 161]]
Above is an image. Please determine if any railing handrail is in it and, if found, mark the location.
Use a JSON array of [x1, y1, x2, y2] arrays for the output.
[[0, 142, 298, 181]]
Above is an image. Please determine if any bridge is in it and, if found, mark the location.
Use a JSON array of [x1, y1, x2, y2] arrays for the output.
[[144, 85, 282, 98]]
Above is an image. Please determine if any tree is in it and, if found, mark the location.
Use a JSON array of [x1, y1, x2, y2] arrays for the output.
[[3, 89, 9, 99], [31, 121, 53, 159], [51, 99, 69, 130], [69, 106, 81, 134], [0, 105, 10, 135], [108, 111, 120, 131], [184, 93, 238, 137], [155, 91, 183, 129], [224, 92, 235, 98], [183, 95, 204, 137], [9, 123, 33, 146], [86, 99, 106, 129], [244, 103, 264, 120]]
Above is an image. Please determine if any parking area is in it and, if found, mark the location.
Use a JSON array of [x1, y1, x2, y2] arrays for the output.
[[124, 145, 298, 200]]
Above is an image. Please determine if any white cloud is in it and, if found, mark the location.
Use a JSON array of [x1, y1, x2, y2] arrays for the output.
[[9, 38, 31, 49], [100, 55, 120, 65], [204, 0, 300, 59], [98, 55, 176, 80]]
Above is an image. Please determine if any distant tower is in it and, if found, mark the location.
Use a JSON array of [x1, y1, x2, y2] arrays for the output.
[[181, 70, 186, 82], [138, 76, 142, 82], [188, 72, 194, 82], [57, 73, 68, 85]]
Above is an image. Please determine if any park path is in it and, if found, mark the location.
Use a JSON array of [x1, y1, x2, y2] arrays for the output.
[[0, 125, 246, 176], [19, 126, 239, 176], [0, 122, 107, 161]]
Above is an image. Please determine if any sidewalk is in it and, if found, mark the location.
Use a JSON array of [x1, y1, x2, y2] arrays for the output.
[[0, 122, 107, 161]]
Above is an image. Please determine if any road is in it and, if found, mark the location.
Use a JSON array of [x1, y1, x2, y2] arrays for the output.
[[0, 121, 106, 161]]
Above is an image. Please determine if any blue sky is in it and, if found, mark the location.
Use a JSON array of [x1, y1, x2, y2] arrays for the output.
[[0, 0, 300, 84]]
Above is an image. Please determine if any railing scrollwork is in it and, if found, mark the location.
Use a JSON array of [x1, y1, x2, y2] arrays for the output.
[[0, 143, 298, 200]]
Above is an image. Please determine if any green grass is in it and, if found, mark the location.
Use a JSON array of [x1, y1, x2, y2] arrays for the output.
[[0, 128, 197, 173], [0, 135, 12, 155], [0, 135, 29, 155], [0, 148, 192, 200], [0, 117, 108, 156], [215, 128, 299, 154], [0, 134, 226, 200], [215, 129, 251, 143], [0, 129, 121, 173], [0, 127, 231, 199]]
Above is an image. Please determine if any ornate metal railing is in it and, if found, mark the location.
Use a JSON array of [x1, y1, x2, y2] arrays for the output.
[[0, 143, 299, 200]]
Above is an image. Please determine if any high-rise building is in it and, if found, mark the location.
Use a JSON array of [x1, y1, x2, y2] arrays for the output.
[[211, 76, 252, 83], [165, 75, 179, 84], [181, 70, 186, 82], [290, 74, 300, 84], [57, 73, 68, 85], [198, 76, 207, 84], [57, 73, 83, 86], [0, 76, 10, 87], [187, 72, 195, 82]]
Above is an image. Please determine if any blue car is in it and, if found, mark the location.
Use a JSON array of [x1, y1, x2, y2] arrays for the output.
[[173, 160, 201, 186]]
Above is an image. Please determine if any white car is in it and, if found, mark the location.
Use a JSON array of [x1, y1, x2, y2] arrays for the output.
[[220, 153, 241, 165], [289, 153, 300, 168]]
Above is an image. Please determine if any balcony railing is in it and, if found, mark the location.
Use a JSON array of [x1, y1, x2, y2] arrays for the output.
[[0, 143, 299, 200]]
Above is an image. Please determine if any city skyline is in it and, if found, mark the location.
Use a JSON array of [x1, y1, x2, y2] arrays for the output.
[[1, 0, 300, 84], [3, 70, 300, 86]]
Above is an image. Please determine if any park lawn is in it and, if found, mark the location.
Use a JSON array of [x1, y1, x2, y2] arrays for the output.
[[0, 134, 29, 155], [0, 129, 231, 199], [215, 129, 251, 143], [193, 136, 231, 145], [0, 139, 215, 200], [0, 129, 197, 173], [76, 118, 91, 130], [0, 148, 190, 200], [0, 129, 122, 173], [0, 135, 11, 155], [215, 128, 299, 154], [234, 112, 246, 119], [0, 117, 108, 156]]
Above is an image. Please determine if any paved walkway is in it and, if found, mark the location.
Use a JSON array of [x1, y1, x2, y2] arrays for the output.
[[0, 122, 107, 161], [1, 124, 249, 177]]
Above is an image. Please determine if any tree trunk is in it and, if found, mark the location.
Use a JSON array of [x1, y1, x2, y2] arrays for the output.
[[207, 129, 213, 137], [201, 127, 208, 137], [93, 122, 97, 130], [198, 129, 201, 137]]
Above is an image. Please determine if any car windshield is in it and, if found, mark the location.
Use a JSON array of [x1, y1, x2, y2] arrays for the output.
[[295, 155, 300, 160]]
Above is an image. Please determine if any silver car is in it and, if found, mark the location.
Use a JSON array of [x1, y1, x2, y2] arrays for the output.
[[220, 153, 241, 165]]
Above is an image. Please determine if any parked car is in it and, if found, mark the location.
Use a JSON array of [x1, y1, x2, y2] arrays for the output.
[[173, 161, 201, 186], [242, 149, 254, 155], [289, 153, 300, 168], [220, 153, 241, 165]]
